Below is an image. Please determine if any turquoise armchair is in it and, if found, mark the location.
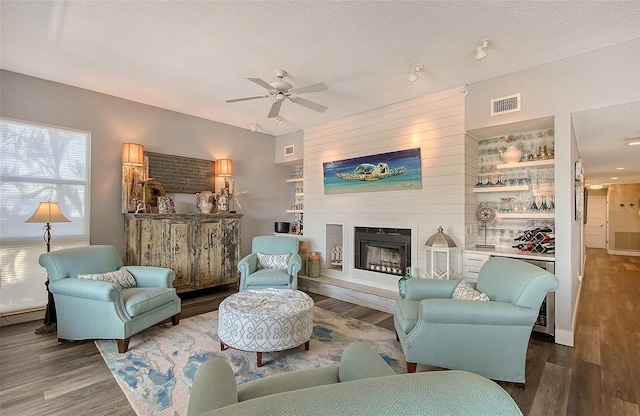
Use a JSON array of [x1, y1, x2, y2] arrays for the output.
[[40, 245, 181, 353], [394, 257, 559, 385], [237, 236, 301, 291]]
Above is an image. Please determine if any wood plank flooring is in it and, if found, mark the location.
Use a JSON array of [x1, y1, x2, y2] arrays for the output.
[[0, 248, 638, 415]]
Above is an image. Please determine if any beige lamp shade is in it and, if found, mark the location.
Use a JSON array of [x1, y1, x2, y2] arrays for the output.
[[122, 143, 145, 165], [25, 201, 70, 224], [215, 159, 233, 177]]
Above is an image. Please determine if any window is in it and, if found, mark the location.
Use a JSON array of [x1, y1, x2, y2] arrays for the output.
[[0, 118, 90, 314]]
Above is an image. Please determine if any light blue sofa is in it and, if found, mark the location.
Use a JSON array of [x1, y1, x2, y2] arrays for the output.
[[187, 341, 523, 416], [237, 236, 301, 291], [39, 245, 181, 353], [394, 257, 559, 385]]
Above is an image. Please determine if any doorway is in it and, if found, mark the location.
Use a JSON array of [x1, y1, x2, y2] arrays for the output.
[[585, 195, 607, 249]]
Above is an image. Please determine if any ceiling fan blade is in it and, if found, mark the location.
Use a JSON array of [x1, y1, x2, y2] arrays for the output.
[[289, 96, 327, 113], [268, 100, 283, 118], [225, 95, 269, 103], [289, 82, 328, 94], [247, 77, 274, 90]]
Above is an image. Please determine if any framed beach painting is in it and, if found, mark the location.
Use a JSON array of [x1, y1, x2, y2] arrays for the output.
[[323, 148, 422, 195]]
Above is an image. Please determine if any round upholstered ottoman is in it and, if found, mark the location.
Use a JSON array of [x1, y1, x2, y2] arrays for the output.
[[218, 289, 314, 366]]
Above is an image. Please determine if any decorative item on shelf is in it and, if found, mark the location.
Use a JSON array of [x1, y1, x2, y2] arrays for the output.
[[196, 191, 216, 214], [217, 188, 230, 213], [512, 228, 555, 254], [24, 201, 70, 334], [143, 178, 165, 209], [308, 251, 321, 278], [133, 197, 151, 214], [499, 145, 523, 164], [397, 267, 413, 298], [157, 196, 175, 214], [500, 197, 515, 213], [425, 226, 458, 280], [476, 204, 497, 249], [330, 244, 343, 268]]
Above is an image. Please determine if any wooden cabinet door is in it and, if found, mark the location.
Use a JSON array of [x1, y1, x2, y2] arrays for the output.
[[162, 219, 193, 290], [195, 218, 240, 288]]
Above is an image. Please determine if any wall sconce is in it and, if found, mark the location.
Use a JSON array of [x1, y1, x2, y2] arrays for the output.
[[424, 226, 458, 280], [475, 39, 491, 60], [121, 143, 147, 213], [408, 64, 423, 82]]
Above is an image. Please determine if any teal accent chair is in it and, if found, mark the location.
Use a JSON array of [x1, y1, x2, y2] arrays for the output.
[[237, 236, 302, 291], [394, 257, 559, 385], [39, 245, 181, 353]]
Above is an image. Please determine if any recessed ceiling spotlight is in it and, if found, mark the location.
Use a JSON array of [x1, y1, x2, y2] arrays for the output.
[[590, 184, 603, 190], [611, 177, 619, 180], [408, 64, 423, 82], [616, 167, 625, 170], [475, 39, 491, 60], [626, 136, 640, 145], [460, 84, 468, 97]]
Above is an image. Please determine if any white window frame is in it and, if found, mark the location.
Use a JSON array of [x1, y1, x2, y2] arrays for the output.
[[0, 117, 91, 316]]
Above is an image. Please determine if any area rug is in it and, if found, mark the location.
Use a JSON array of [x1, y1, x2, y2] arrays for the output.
[[96, 306, 406, 416]]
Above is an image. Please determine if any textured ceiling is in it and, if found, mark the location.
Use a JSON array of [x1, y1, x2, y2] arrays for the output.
[[1, 1, 639, 184]]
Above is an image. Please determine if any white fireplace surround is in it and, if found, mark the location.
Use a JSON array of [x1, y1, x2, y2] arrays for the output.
[[322, 221, 419, 293]]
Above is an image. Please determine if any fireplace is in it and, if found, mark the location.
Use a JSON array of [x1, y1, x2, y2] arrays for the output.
[[354, 227, 411, 276]]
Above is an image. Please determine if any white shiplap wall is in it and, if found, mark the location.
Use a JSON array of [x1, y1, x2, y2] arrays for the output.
[[303, 88, 469, 291]]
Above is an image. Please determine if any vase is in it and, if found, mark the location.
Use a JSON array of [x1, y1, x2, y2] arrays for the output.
[[397, 267, 413, 298], [499, 146, 523, 163], [195, 191, 215, 214], [157, 196, 175, 214], [308, 252, 321, 278]]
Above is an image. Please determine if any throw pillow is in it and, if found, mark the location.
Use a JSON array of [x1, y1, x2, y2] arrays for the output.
[[77, 269, 137, 289], [452, 280, 490, 301], [256, 253, 291, 270]]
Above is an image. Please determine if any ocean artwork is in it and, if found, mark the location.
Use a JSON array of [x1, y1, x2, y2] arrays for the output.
[[323, 148, 422, 195]]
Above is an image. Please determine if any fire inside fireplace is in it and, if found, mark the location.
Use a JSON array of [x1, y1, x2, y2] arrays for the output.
[[354, 227, 411, 276]]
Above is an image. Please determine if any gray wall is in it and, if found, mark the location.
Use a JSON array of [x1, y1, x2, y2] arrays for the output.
[[0, 70, 292, 257], [465, 38, 640, 346]]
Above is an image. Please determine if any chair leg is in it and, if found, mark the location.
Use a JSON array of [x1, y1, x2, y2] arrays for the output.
[[117, 337, 131, 353], [407, 362, 417, 373], [171, 313, 181, 326], [395, 331, 399, 341]]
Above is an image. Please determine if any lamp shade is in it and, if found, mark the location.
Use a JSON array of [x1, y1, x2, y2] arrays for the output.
[[215, 159, 233, 177], [24, 202, 70, 224], [122, 143, 145, 165]]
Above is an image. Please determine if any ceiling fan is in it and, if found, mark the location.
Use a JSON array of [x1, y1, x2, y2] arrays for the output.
[[225, 70, 328, 119]]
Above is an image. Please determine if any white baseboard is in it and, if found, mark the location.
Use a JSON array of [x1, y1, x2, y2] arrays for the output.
[[607, 249, 640, 257], [0, 309, 44, 326]]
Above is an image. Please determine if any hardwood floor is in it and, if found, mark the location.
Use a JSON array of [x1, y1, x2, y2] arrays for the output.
[[0, 248, 638, 415]]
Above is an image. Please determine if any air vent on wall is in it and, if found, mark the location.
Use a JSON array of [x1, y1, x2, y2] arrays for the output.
[[491, 93, 521, 116]]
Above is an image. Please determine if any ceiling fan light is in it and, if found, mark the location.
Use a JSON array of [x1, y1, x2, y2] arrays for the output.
[[275, 116, 282, 126]]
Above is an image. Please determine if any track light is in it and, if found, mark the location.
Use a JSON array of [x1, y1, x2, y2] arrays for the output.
[[250, 124, 258, 132], [275, 116, 282, 126], [475, 39, 490, 60], [408, 64, 423, 82]]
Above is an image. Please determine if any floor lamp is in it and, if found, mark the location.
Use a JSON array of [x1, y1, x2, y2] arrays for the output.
[[25, 201, 70, 335]]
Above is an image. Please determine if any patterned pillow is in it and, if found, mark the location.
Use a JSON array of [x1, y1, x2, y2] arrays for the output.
[[77, 269, 137, 289], [452, 280, 490, 301], [256, 253, 291, 270]]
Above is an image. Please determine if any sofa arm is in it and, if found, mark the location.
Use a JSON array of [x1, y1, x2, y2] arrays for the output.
[[420, 298, 538, 326], [404, 279, 459, 301], [287, 253, 301, 276], [121, 266, 175, 288], [237, 254, 258, 278], [49, 278, 119, 302], [187, 359, 239, 416], [338, 341, 396, 382]]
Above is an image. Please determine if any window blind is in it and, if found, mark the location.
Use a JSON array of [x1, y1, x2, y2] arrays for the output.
[[0, 118, 91, 314]]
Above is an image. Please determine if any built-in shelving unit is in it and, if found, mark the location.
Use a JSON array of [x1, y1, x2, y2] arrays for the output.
[[473, 185, 529, 193], [496, 159, 554, 170], [286, 166, 304, 234]]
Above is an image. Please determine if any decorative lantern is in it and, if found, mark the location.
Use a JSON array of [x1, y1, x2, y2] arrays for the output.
[[424, 226, 458, 280]]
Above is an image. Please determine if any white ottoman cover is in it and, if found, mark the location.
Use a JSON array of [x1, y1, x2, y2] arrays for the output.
[[218, 289, 314, 352]]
